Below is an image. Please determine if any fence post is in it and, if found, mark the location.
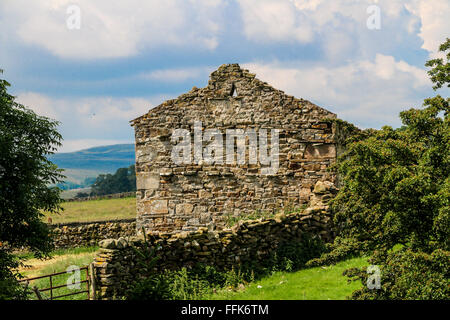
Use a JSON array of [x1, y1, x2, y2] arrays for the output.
[[89, 263, 96, 300]]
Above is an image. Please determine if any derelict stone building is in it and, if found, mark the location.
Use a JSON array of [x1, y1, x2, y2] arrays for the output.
[[131, 64, 338, 234]]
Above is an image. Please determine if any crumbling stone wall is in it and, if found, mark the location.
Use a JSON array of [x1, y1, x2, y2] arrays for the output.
[[64, 192, 135, 202], [50, 219, 136, 248], [131, 64, 337, 234], [92, 181, 337, 299], [93, 181, 337, 299]]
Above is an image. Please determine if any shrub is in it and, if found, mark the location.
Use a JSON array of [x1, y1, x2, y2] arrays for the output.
[[125, 274, 172, 300], [306, 39, 449, 300], [344, 249, 449, 300]]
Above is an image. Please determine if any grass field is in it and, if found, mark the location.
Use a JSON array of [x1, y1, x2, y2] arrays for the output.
[[44, 196, 136, 224], [19, 247, 99, 300], [204, 257, 368, 300]]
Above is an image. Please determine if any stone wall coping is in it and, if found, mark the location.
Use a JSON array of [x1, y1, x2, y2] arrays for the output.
[[49, 218, 136, 228], [97, 206, 330, 250]]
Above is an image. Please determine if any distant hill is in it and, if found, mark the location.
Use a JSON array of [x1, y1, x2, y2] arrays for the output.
[[48, 144, 135, 191]]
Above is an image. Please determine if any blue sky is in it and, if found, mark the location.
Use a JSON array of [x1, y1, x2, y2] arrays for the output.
[[0, 0, 448, 152]]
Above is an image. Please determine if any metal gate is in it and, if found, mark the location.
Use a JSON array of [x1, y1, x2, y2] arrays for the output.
[[19, 264, 96, 300]]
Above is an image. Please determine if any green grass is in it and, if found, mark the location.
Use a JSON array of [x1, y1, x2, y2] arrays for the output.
[[44, 196, 136, 224], [19, 246, 99, 300], [203, 256, 368, 300]]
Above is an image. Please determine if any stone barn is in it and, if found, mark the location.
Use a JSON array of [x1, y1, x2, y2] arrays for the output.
[[131, 64, 338, 234]]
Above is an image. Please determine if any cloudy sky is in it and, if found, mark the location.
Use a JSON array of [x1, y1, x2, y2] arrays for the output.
[[1, 0, 449, 152]]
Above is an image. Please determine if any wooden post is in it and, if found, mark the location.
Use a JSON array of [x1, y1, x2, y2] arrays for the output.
[[33, 286, 43, 300], [89, 263, 96, 300]]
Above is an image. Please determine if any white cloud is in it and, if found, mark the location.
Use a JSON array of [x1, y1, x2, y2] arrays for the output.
[[14, 92, 155, 152], [16, 93, 153, 124], [0, 0, 224, 59], [238, 0, 449, 58], [16, 92, 59, 119], [244, 54, 431, 128], [405, 0, 450, 58], [140, 66, 215, 83], [238, 0, 315, 43]]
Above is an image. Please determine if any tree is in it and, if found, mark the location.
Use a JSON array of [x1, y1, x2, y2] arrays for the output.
[[90, 164, 136, 196], [0, 69, 63, 299], [307, 39, 449, 299]]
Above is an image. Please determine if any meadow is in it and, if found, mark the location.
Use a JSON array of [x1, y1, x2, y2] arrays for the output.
[[44, 196, 136, 224]]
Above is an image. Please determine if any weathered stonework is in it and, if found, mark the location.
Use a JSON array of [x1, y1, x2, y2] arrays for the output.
[[131, 63, 338, 234], [93, 181, 337, 300], [50, 219, 136, 248], [64, 192, 136, 202]]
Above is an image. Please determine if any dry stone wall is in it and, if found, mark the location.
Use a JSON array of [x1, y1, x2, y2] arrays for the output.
[[131, 64, 338, 235], [64, 192, 136, 202], [50, 219, 136, 248], [92, 181, 337, 299]]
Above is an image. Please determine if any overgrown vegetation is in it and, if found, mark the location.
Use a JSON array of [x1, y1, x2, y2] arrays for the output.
[[307, 39, 450, 300], [125, 232, 327, 300]]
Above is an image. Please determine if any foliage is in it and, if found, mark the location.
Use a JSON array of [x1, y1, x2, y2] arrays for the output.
[[344, 249, 449, 300], [125, 232, 326, 300], [307, 40, 449, 300], [0, 69, 63, 299], [75, 192, 90, 198], [90, 164, 136, 196], [425, 38, 450, 90], [267, 234, 327, 273], [125, 274, 172, 300]]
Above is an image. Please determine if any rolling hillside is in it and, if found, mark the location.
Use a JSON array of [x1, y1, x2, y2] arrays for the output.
[[48, 144, 135, 192]]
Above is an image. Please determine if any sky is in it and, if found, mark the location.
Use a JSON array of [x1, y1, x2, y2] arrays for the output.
[[0, 0, 449, 153]]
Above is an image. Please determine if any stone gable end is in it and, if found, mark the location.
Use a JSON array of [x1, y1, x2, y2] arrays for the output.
[[131, 63, 338, 234]]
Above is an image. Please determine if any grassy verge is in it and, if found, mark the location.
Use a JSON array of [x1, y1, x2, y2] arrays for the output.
[[203, 256, 367, 300], [44, 196, 136, 224]]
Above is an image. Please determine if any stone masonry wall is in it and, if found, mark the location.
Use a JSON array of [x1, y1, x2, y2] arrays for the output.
[[92, 181, 336, 299], [50, 219, 136, 248], [131, 64, 338, 234], [64, 192, 136, 202]]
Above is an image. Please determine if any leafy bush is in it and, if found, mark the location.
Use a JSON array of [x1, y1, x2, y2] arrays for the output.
[[344, 249, 449, 300], [273, 234, 328, 272], [307, 39, 450, 300], [125, 274, 172, 300]]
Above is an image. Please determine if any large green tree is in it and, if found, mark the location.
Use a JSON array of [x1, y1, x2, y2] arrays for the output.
[[0, 70, 63, 299], [308, 39, 449, 299]]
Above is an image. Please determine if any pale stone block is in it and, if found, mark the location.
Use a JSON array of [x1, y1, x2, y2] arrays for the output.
[[136, 173, 160, 190]]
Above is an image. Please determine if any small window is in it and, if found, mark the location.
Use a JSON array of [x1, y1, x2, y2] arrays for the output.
[[230, 83, 237, 97]]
